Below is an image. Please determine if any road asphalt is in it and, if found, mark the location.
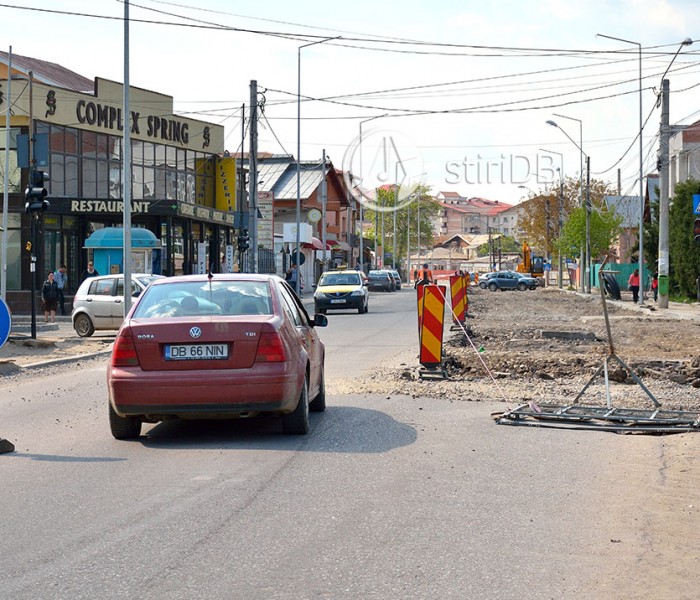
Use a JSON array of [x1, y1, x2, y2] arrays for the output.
[[1, 289, 697, 373]]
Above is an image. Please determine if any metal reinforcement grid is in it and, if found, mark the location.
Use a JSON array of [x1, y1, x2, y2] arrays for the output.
[[495, 402, 700, 433]]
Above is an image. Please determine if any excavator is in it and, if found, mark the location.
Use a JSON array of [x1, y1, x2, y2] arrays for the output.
[[516, 241, 545, 279]]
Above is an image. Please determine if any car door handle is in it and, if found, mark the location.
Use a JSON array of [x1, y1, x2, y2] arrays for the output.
[[115, 299, 122, 303]]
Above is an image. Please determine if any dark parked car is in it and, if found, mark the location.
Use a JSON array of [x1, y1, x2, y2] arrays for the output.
[[367, 270, 395, 292], [486, 271, 539, 291], [107, 274, 328, 439]]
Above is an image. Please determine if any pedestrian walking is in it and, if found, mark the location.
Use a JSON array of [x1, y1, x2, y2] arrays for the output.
[[628, 268, 640, 303], [81, 261, 100, 283], [41, 271, 59, 323], [651, 271, 659, 302], [54, 264, 68, 316]]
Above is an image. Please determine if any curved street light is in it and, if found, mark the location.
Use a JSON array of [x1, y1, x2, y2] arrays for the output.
[[296, 36, 339, 295], [596, 33, 644, 305], [657, 37, 693, 309], [547, 116, 588, 292]]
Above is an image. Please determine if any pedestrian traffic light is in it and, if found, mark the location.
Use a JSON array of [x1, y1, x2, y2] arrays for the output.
[[694, 217, 700, 246], [237, 228, 250, 253], [24, 170, 50, 214]]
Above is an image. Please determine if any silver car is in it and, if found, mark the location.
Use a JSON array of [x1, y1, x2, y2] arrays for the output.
[[71, 274, 164, 337]]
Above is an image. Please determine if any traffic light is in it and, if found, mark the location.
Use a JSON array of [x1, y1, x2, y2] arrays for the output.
[[24, 170, 50, 214], [237, 228, 250, 253], [694, 217, 700, 246]]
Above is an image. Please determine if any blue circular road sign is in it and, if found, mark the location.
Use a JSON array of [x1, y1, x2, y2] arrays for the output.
[[0, 298, 11, 349]]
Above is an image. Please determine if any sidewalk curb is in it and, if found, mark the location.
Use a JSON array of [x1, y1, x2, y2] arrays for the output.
[[20, 349, 114, 371]]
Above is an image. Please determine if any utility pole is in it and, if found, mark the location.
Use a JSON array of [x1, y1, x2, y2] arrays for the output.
[[1, 46, 12, 304], [558, 178, 564, 289], [586, 156, 591, 293], [28, 71, 37, 339], [657, 78, 670, 308], [249, 80, 258, 273], [545, 198, 551, 287], [321, 148, 327, 272], [238, 104, 245, 272]]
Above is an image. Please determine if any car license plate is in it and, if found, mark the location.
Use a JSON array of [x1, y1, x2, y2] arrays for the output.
[[330, 298, 346, 304], [164, 344, 229, 360]]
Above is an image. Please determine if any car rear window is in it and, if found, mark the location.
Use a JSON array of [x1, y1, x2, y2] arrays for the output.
[[132, 280, 273, 318]]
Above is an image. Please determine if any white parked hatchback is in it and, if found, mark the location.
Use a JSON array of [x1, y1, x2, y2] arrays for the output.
[[71, 274, 164, 337]]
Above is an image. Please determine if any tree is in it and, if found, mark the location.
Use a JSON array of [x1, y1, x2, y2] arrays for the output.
[[557, 204, 622, 262], [518, 176, 611, 261], [476, 235, 520, 257], [363, 184, 438, 271], [669, 179, 700, 298]]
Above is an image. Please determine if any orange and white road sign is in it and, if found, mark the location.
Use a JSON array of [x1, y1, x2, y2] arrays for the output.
[[419, 284, 445, 368]]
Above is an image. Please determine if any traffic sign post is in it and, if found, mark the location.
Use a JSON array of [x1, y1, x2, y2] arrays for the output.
[[0, 299, 16, 453]]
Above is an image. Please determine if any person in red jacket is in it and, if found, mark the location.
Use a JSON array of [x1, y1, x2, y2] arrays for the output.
[[628, 268, 640, 303]]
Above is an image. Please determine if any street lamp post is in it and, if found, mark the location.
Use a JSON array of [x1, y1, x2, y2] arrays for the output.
[[597, 34, 644, 305], [296, 36, 338, 295], [658, 37, 693, 309], [357, 114, 386, 274], [538, 148, 565, 289], [546, 117, 588, 292]]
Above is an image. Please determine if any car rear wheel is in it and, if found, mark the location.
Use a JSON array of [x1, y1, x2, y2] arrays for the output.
[[309, 367, 326, 412], [517, 282, 527, 291], [74, 313, 95, 337], [282, 377, 310, 434], [109, 403, 142, 440], [488, 283, 498, 292]]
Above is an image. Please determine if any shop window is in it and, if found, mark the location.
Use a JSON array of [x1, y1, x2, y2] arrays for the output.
[[96, 134, 108, 160], [132, 139, 144, 164], [132, 165, 144, 200], [49, 124, 65, 153], [82, 131, 97, 158], [144, 167, 155, 199], [64, 127, 79, 155], [109, 162, 121, 199], [177, 172, 188, 201], [109, 136, 121, 161], [97, 160, 109, 198], [155, 144, 166, 168], [50, 154, 65, 196], [0, 128, 21, 193], [166, 145, 177, 168], [65, 155, 79, 197], [82, 158, 97, 198], [138, 142, 151, 166]]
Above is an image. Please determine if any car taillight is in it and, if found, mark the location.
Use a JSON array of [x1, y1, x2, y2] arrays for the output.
[[255, 332, 286, 362], [112, 330, 140, 367]]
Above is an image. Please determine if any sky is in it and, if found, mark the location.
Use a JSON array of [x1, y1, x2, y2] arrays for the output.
[[3, 0, 700, 206]]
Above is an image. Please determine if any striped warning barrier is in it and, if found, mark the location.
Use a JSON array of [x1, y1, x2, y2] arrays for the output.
[[463, 273, 469, 314], [419, 284, 445, 369], [449, 274, 466, 323], [416, 284, 426, 335]]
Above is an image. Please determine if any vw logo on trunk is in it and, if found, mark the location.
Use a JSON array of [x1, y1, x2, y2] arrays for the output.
[[189, 327, 202, 339]]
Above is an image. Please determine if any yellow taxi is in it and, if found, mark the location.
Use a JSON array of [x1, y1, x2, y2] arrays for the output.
[[313, 270, 369, 314]]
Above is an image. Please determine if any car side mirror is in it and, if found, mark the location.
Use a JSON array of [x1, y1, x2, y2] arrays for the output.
[[312, 314, 328, 327]]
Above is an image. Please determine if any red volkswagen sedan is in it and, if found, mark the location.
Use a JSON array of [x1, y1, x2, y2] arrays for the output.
[[107, 274, 327, 439]]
